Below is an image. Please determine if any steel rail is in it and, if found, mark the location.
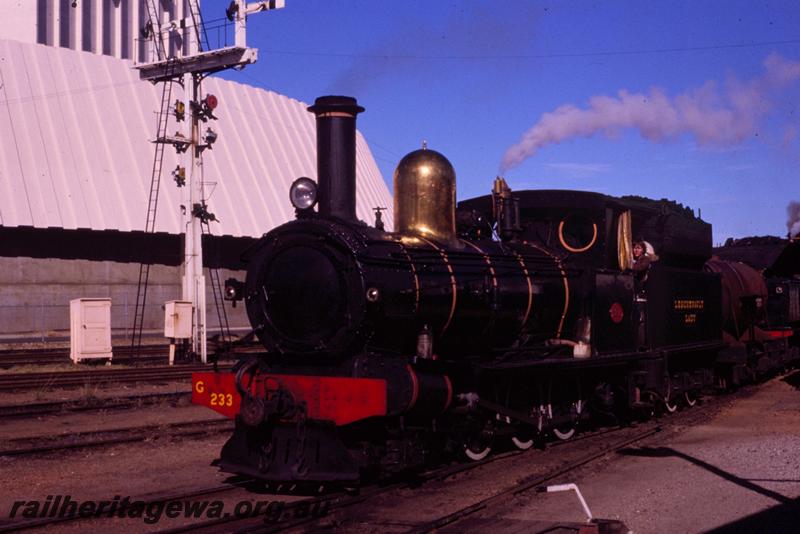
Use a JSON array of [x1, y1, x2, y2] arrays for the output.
[[0, 363, 232, 391], [0, 418, 233, 458], [404, 426, 661, 533], [0, 391, 191, 419]]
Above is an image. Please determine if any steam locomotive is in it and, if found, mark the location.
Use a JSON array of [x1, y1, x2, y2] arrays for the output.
[[192, 96, 799, 484]]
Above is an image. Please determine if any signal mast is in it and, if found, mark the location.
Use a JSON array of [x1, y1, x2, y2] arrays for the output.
[[135, 1, 284, 363]]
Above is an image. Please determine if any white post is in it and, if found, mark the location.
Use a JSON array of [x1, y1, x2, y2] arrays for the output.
[[180, 73, 207, 363], [234, 0, 247, 48], [49, 0, 60, 47], [92, 0, 103, 54], [128, 0, 138, 60], [71, 0, 81, 51], [112, 0, 122, 58]]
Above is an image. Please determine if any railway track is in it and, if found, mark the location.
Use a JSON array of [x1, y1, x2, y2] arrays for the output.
[[176, 382, 747, 533], [0, 380, 759, 533], [0, 391, 191, 418], [0, 343, 261, 368], [0, 417, 233, 458], [0, 345, 170, 368], [146, 419, 663, 534], [0, 363, 232, 392]]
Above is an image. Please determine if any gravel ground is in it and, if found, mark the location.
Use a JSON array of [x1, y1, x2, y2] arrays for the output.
[[480, 372, 800, 533], [1, 373, 798, 533], [0, 380, 191, 407], [0, 379, 233, 532]]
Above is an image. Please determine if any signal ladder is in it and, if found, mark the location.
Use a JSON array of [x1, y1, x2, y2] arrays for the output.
[[131, 58, 179, 354], [131, 0, 240, 359], [131, 1, 177, 354], [201, 220, 232, 354], [186, 0, 211, 52]]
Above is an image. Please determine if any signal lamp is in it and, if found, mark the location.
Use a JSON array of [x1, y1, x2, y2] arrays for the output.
[[226, 1, 239, 21], [174, 100, 185, 121], [289, 177, 318, 211], [204, 128, 218, 146], [204, 94, 218, 110], [224, 278, 245, 307], [172, 165, 186, 187]]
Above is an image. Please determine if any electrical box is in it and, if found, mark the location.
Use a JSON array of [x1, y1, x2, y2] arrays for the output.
[[70, 298, 113, 363], [164, 301, 193, 339]]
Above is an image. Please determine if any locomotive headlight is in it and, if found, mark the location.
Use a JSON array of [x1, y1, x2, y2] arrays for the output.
[[289, 177, 318, 210]]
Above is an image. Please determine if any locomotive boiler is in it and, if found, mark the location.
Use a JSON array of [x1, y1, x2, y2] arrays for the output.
[[192, 95, 797, 484], [244, 98, 568, 362]]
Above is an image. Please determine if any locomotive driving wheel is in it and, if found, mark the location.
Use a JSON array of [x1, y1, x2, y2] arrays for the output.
[[495, 413, 535, 451], [663, 376, 679, 414], [463, 420, 495, 461], [549, 377, 583, 441], [683, 390, 698, 407], [552, 399, 583, 440], [511, 432, 535, 451]]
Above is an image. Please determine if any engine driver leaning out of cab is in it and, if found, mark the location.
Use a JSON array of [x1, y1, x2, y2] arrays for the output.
[[631, 240, 658, 283]]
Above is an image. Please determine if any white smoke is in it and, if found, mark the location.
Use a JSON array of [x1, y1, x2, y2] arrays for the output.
[[500, 53, 800, 172], [788, 201, 800, 239]]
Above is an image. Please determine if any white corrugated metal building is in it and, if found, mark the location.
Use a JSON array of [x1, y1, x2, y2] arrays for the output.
[[0, 1, 393, 343]]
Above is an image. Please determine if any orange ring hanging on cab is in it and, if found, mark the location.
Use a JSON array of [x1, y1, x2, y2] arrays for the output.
[[558, 219, 598, 253]]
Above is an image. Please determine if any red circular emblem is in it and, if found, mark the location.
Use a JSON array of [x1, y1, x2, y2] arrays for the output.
[[609, 302, 624, 324]]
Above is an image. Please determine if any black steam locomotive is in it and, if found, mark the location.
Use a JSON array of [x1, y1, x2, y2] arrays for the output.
[[192, 96, 799, 483]]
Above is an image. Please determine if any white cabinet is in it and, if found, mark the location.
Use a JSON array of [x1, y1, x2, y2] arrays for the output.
[[70, 298, 113, 363], [164, 300, 193, 339]]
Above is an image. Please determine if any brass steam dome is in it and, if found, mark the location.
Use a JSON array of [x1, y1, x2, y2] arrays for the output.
[[393, 146, 457, 241]]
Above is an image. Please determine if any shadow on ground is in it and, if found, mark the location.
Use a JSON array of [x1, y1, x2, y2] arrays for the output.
[[618, 447, 799, 533], [781, 369, 800, 390]]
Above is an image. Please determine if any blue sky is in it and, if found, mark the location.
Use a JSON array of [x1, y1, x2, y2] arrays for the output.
[[208, 0, 800, 244]]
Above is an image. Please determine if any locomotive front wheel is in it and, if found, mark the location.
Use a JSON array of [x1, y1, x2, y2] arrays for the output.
[[463, 426, 494, 461], [464, 441, 492, 461]]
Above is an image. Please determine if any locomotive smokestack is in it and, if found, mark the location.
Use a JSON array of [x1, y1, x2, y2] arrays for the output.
[[308, 96, 365, 221]]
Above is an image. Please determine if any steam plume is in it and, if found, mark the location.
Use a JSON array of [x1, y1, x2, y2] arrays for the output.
[[500, 54, 800, 172], [788, 201, 800, 239]]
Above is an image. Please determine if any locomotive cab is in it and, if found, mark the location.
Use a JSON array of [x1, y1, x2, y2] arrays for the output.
[[457, 189, 722, 354]]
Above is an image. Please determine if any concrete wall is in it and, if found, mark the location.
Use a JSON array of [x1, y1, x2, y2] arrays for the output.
[[0, 256, 249, 343]]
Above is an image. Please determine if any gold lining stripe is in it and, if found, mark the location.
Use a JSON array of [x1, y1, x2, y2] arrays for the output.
[[524, 241, 569, 338], [419, 237, 458, 336], [461, 239, 497, 333], [513, 252, 534, 327], [461, 240, 497, 286], [397, 241, 420, 313], [316, 111, 355, 118], [558, 220, 598, 253]]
